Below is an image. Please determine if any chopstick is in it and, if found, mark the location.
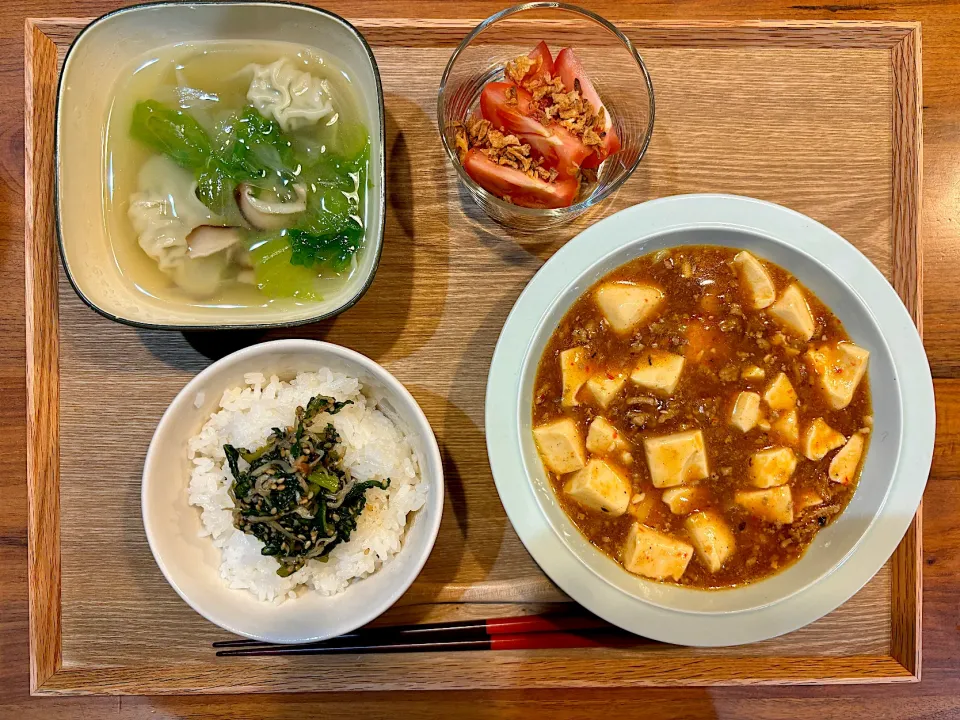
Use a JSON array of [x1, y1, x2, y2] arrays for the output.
[[216, 630, 633, 657], [213, 612, 615, 655], [213, 612, 611, 648]]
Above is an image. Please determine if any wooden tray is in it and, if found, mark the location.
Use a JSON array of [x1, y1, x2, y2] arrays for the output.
[[25, 17, 922, 694]]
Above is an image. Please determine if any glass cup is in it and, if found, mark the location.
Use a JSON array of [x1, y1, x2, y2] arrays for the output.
[[438, 2, 655, 231]]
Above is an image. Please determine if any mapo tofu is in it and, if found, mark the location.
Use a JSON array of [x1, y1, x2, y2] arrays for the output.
[[532, 246, 872, 588]]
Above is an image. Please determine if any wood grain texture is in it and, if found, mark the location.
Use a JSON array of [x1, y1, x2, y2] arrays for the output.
[[891, 26, 924, 337], [334, 18, 921, 48], [23, 20, 60, 694], [36, 656, 917, 696], [20, 17, 923, 695], [888, 29, 925, 679], [3, 0, 956, 717]]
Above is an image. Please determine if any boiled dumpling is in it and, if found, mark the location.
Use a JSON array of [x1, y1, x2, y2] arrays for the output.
[[128, 155, 227, 296], [246, 59, 334, 132], [128, 195, 186, 272], [128, 155, 217, 271]]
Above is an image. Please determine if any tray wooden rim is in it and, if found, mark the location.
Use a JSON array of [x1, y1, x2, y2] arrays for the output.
[[24, 16, 923, 695]]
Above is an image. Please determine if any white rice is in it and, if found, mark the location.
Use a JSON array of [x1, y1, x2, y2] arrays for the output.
[[187, 369, 427, 603]]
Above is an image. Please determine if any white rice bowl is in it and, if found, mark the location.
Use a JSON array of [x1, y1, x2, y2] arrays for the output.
[[186, 368, 427, 603]]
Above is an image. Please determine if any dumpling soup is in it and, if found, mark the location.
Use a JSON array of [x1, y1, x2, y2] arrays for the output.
[[104, 41, 371, 309]]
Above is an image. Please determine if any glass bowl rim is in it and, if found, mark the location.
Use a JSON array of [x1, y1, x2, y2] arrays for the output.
[[436, 1, 656, 219]]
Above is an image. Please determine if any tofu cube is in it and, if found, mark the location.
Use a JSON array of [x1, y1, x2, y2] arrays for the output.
[[735, 486, 794, 524], [772, 409, 800, 446], [630, 351, 685, 396], [748, 447, 797, 488], [661, 486, 708, 515], [801, 418, 847, 461], [684, 511, 736, 573], [829, 433, 866, 485], [794, 488, 824, 513], [583, 370, 627, 409], [586, 416, 629, 455], [595, 282, 664, 334], [741, 365, 766, 381], [763, 372, 798, 411], [622, 523, 694, 581], [563, 459, 631, 516], [560, 347, 591, 407], [805, 342, 870, 410], [533, 418, 586, 474], [643, 430, 709, 488], [768, 284, 815, 340], [730, 391, 761, 432], [732, 251, 776, 309]]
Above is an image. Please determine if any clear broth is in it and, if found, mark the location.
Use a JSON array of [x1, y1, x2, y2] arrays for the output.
[[103, 41, 368, 311]]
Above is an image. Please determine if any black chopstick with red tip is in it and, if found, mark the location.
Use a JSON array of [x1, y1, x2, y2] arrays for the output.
[[215, 630, 635, 657], [213, 612, 622, 657]]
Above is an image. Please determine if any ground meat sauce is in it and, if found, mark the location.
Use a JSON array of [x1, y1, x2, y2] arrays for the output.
[[532, 245, 872, 588]]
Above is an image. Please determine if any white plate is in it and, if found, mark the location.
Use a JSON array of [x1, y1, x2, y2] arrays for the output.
[[143, 340, 443, 643], [485, 194, 934, 646]]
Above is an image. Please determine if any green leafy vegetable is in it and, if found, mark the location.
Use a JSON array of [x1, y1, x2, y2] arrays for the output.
[[130, 100, 212, 169], [249, 237, 325, 300], [303, 395, 352, 424], [222, 394, 383, 577], [224, 444, 243, 486], [287, 226, 364, 270], [330, 479, 390, 546], [194, 156, 236, 216], [130, 98, 372, 296], [338, 122, 372, 162], [223, 107, 300, 200], [308, 470, 340, 493], [283, 142, 369, 271]]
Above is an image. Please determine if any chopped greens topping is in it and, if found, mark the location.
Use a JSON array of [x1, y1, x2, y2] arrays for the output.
[[222, 394, 389, 577]]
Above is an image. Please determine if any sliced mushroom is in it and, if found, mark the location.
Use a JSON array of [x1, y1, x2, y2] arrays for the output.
[[236, 183, 307, 230], [186, 225, 243, 259], [228, 244, 254, 269]]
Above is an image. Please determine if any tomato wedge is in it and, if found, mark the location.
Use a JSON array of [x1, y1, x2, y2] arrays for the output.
[[554, 48, 621, 167], [526, 41, 555, 83], [479, 82, 592, 178], [479, 82, 544, 138], [461, 149, 579, 209], [508, 41, 554, 84]]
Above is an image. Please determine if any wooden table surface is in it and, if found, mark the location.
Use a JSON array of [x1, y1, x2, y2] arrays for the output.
[[3, 1, 958, 717]]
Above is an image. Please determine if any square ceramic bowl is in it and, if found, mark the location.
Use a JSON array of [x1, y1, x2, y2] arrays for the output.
[[57, 2, 385, 329], [486, 194, 935, 646]]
